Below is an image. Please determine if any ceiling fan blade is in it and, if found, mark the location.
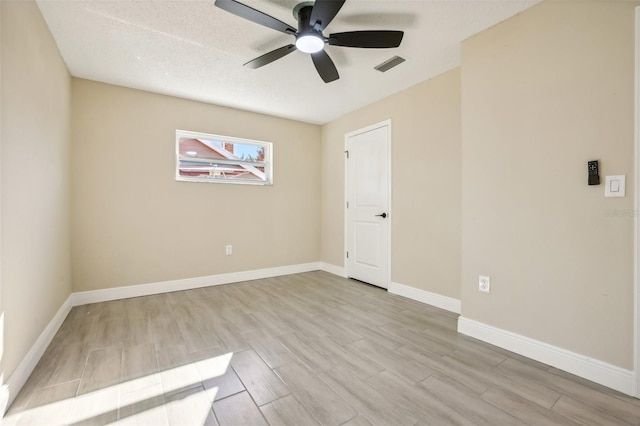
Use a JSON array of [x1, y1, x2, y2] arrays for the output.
[[214, 0, 297, 35], [244, 44, 296, 69], [311, 50, 339, 83], [309, 0, 345, 30], [328, 30, 404, 48]]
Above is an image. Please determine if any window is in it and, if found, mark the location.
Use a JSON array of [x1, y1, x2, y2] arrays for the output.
[[176, 130, 273, 185]]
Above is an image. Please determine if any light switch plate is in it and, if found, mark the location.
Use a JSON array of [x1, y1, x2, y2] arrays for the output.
[[604, 175, 625, 197]]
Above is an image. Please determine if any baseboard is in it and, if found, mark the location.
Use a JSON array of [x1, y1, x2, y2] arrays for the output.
[[71, 262, 322, 305], [4, 295, 73, 412], [389, 282, 461, 314], [320, 262, 346, 277], [458, 316, 635, 396], [0, 384, 8, 418]]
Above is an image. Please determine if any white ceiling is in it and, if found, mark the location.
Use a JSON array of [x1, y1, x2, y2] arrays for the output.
[[37, 0, 539, 125]]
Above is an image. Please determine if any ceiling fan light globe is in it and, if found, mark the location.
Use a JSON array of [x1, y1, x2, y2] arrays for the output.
[[296, 34, 324, 53]]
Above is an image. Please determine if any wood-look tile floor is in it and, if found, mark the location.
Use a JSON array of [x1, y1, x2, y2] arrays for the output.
[[4, 271, 640, 425]]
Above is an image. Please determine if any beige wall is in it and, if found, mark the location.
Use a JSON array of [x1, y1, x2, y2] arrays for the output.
[[71, 80, 321, 291], [461, 0, 637, 369], [1, 0, 72, 380], [321, 69, 461, 299]]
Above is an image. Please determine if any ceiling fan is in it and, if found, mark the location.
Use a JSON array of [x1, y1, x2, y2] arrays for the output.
[[214, 0, 404, 83]]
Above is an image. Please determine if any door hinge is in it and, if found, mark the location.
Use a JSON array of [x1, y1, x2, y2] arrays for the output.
[[344, 150, 349, 159], [346, 201, 349, 208], [346, 251, 349, 259]]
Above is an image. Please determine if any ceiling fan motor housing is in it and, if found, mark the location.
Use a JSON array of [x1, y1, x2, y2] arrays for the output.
[[295, 5, 325, 53]]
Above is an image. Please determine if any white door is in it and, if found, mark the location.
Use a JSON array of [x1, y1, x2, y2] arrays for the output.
[[345, 120, 391, 289]]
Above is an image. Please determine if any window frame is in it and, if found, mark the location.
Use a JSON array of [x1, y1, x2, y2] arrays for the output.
[[175, 129, 273, 186]]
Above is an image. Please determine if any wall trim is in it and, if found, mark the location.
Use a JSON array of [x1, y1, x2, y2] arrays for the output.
[[71, 262, 322, 305], [0, 385, 8, 419], [389, 281, 461, 314], [320, 262, 346, 277], [458, 316, 635, 396], [4, 295, 73, 412]]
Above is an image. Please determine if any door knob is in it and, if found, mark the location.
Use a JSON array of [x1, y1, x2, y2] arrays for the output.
[[375, 212, 387, 218]]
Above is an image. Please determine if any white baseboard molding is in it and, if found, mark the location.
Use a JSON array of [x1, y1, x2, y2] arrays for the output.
[[389, 282, 461, 314], [0, 384, 9, 419], [320, 262, 346, 278], [4, 295, 73, 412], [458, 316, 635, 396], [72, 262, 322, 305]]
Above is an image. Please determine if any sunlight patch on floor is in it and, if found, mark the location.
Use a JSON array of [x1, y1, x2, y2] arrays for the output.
[[3, 351, 234, 425]]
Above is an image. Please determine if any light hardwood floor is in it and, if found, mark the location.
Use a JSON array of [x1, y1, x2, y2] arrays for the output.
[[4, 271, 640, 425]]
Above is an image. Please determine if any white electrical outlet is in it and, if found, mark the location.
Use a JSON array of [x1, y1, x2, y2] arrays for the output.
[[225, 245, 233, 255], [479, 275, 490, 293]]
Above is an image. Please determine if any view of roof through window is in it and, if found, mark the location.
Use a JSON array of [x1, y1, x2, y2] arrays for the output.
[[176, 131, 272, 185]]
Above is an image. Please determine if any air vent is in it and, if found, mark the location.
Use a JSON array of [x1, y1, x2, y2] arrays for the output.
[[374, 56, 406, 73]]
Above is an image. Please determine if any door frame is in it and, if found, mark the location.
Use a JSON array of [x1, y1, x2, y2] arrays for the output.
[[344, 119, 392, 288]]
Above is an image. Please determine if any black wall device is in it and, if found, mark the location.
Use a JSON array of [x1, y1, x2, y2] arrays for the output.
[[588, 160, 600, 185]]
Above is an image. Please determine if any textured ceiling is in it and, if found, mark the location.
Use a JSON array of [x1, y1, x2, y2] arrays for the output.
[[37, 0, 539, 125]]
